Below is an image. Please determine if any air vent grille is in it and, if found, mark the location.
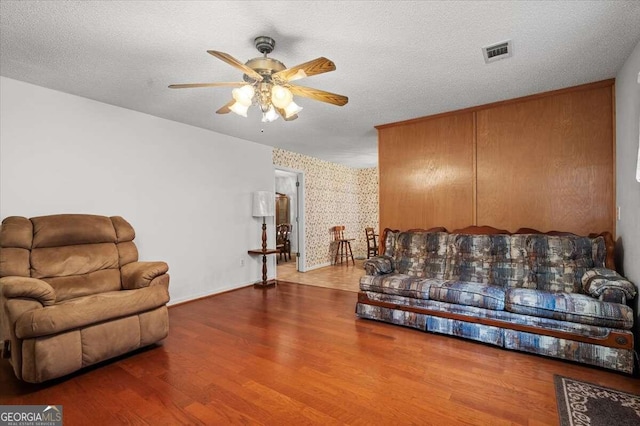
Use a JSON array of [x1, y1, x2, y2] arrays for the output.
[[482, 40, 512, 63]]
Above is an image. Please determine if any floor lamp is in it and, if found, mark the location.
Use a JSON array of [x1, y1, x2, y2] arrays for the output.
[[249, 191, 277, 288]]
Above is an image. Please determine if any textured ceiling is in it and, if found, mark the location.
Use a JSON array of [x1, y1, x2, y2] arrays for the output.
[[2, 1, 640, 168]]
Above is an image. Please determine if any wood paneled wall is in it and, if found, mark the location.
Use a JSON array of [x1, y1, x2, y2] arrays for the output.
[[376, 80, 615, 235], [378, 113, 475, 232]]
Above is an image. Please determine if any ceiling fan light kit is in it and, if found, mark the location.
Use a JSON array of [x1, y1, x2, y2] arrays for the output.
[[169, 36, 348, 123]]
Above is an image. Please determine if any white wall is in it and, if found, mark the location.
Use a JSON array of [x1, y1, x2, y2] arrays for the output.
[[615, 40, 640, 332], [0, 77, 276, 304]]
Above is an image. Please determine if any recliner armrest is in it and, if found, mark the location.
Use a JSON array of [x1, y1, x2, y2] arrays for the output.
[[363, 256, 394, 276], [0, 276, 56, 306], [121, 261, 169, 290], [582, 268, 636, 304]]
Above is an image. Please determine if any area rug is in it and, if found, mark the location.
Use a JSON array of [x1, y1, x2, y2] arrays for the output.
[[554, 375, 640, 426]]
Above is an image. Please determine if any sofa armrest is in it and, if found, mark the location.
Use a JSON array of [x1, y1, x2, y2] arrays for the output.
[[582, 268, 636, 304], [121, 261, 169, 290], [363, 256, 394, 276], [0, 276, 56, 306]]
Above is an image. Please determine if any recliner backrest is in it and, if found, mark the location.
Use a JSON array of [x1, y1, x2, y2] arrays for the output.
[[0, 214, 138, 301]]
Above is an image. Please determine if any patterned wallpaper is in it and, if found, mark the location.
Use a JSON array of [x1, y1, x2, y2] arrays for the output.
[[273, 149, 379, 270]]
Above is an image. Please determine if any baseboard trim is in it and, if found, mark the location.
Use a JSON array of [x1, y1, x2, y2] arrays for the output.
[[304, 262, 332, 271], [168, 281, 256, 307]]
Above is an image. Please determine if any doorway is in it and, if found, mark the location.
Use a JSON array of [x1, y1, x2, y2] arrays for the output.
[[274, 167, 305, 272]]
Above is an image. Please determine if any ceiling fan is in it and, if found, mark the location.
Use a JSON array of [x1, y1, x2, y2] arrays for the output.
[[169, 36, 348, 122]]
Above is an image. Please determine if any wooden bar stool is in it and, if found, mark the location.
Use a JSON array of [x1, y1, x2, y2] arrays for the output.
[[331, 225, 354, 266]]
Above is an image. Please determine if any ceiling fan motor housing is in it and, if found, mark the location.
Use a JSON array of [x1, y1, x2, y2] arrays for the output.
[[243, 57, 286, 83]]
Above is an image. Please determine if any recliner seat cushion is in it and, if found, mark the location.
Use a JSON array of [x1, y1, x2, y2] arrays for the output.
[[15, 285, 170, 339], [44, 269, 121, 302], [505, 288, 633, 329]]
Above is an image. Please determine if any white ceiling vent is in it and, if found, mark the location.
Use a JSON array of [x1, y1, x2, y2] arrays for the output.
[[482, 40, 513, 64]]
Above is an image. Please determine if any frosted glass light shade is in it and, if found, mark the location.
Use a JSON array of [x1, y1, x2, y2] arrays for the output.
[[271, 85, 293, 109], [229, 101, 249, 117], [262, 106, 279, 123], [252, 191, 275, 217], [232, 85, 255, 106], [284, 101, 303, 118]]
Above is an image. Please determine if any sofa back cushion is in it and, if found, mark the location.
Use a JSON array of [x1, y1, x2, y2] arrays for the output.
[[490, 234, 533, 289], [393, 232, 448, 278], [382, 228, 604, 295], [525, 234, 594, 293], [383, 230, 399, 257], [444, 234, 494, 284], [591, 236, 606, 268]]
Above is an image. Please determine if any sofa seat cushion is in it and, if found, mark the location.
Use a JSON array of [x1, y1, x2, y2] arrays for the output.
[[15, 285, 170, 339], [505, 288, 633, 329], [359, 274, 435, 299], [429, 281, 505, 310]]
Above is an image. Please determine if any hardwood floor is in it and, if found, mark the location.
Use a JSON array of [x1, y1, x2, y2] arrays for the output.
[[1, 282, 639, 425]]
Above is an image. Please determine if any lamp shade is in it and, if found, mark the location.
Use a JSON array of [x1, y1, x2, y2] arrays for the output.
[[252, 191, 275, 217]]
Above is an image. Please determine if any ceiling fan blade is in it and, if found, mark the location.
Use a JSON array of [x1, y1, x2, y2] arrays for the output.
[[288, 85, 348, 106], [216, 99, 235, 114], [276, 108, 298, 121], [169, 82, 246, 89], [207, 50, 263, 82], [273, 57, 336, 82]]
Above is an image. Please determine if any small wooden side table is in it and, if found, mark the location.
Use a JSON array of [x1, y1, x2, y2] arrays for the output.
[[247, 249, 279, 288]]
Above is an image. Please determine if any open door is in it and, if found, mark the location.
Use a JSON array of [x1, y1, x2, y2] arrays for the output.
[[274, 167, 306, 272]]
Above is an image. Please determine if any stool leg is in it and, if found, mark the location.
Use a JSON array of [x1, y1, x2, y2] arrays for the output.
[[347, 242, 354, 266]]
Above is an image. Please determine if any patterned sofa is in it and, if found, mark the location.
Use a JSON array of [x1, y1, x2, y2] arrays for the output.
[[356, 227, 637, 373]]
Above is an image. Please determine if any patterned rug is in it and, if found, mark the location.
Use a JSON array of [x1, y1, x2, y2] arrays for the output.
[[554, 375, 640, 426]]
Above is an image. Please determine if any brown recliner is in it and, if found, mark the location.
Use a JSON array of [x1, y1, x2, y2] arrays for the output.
[[0, 214, 170, 383]]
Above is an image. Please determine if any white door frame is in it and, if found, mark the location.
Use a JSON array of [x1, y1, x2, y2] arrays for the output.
[[274, 165, 306, 272]]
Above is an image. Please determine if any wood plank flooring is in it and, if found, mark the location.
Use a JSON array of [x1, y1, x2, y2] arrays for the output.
[[1, 281, 639, 425]]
